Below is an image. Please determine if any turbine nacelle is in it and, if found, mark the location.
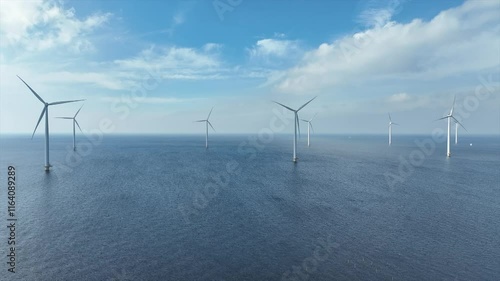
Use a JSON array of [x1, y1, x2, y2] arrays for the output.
[[301, 112, 318, 133], [273, 96, 317, 138], [55, 104, 84, 132], [388, 113, 400, 126]]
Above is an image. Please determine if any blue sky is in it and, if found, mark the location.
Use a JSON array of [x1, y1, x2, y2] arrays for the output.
[[0, 0, 499, 135]]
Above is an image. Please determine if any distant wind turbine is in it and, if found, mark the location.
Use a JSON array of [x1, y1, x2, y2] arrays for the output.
[[195, 107, 215, 148], [18, 75, 85, 171], [388, 113, 399, 146], [273, 96, 317, 162], [301, 113, 318, 147], [56, 104, 84, 151], [436, 96, 467, 157]]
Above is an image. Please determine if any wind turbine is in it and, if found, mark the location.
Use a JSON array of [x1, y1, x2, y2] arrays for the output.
[[18, 75, 85, 171], [436, 96, 467, 157], [388, 113, 399, 146], [301, 113, 318, 147], [195, 107, 215, 148], [273, 96, 317, 162], [55, 104, 84, 151]]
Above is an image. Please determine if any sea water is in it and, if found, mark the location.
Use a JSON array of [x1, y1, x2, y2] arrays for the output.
[[0, 134, 499, 281]]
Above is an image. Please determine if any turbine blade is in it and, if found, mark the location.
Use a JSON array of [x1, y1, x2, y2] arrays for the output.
[[435, 116, 448, 121], [392, 123, 400, 126], [207, 107, 214, 120], [310, 112, 318, 122], [450, 95, 456, 115], [17, 75, 45, 103], [208, 121, 216, 132], [297, 96, 317, 111], [194, 120, 206, 122], [273, 101, 295, 112], [451, 116, 467, 132], [74, 104, 84, 118], [49, 99, 85, 106], [75, 120, 83, 133], [300, 119, 308, 122], [388, 113, 392, 122], [310, 122, 314, 133], [32, 107, 46, 139]]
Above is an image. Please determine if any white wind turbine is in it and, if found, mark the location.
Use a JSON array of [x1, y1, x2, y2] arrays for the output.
[[436, 96, 466, 157], [55, 104, 84, 151], [195, 107, 215, 148], [18, 75, 85, 171], [301, 113, 318, 147], [388, 113, 399, 146], [273, 96, 317, 162]]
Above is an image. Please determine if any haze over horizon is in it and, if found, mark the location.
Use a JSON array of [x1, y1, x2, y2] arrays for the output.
[[1, 0, 499, 135]]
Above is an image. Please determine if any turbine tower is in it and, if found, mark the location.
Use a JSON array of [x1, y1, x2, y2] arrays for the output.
[[195, 107, 215, 148], [273, 96, 317, 162], [388, 113, 399, 146], [455, 122, 459, 144], [301, 113, 318, 147], [56, 104, 84, 151], [437, 96, 466, 157], [18, 75, 85, 171]]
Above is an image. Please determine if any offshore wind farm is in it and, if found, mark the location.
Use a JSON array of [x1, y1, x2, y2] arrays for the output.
[[0, 1, 499, 281], [1, 133, 499, 281]]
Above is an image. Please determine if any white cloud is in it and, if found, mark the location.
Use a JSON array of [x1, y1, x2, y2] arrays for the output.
[[0, 44, 227, 95], [357, 0, 404, 28], [100, 96, 202, 104], [273, 32, 286, 39], [359, 8, 393, 28], [0, 42, 230, 98], [249, 39, 299, 58], [0, 0, 43, 43], [388, 92, 410, 102], [115, 46, 219, 70], [159, 3, 196, 37], [173, 13, 185, 26], [0, 0, 110, 52], [272, 0, 500, 94], [114, 45, 226, 81], [39, 71, 135, 91], [203, 43, 222, 52]]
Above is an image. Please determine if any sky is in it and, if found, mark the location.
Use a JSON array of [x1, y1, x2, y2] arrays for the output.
[[0, 0, 499, 135]]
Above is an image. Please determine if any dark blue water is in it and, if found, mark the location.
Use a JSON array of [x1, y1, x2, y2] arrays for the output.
[[0, 134, 499, 281]]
